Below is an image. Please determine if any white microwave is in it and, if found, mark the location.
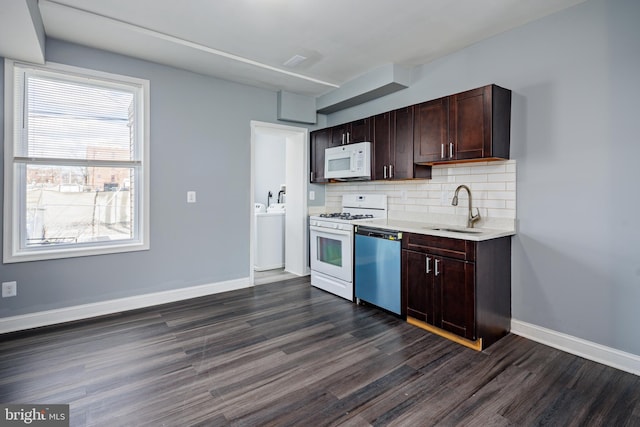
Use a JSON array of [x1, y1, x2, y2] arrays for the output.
[[325, 141, 372, 180]]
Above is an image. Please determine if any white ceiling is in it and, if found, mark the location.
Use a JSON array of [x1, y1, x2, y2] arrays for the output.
[[3, 0, 586, 97]]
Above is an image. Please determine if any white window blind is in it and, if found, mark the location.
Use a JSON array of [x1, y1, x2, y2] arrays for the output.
[[4, 61, 150, 262], [22, 74, 135, 161]]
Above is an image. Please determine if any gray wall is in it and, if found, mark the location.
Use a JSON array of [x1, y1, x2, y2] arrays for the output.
[[324, 0, 640, 355], [0, 39, 284, 316]]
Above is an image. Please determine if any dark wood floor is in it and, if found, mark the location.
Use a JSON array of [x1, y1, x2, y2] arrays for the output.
[[1, 277, 639, 427]]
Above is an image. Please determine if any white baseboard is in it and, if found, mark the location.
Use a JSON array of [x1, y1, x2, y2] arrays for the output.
[[511, 319, 640, 376], [0, 277, 251, 334]]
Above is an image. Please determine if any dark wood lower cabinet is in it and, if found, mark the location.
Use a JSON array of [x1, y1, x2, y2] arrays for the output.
[[404, 250, 434, 323], [438, 256, 475, 340], [403, 251, 475, 341], [402, 233, 511, 350]]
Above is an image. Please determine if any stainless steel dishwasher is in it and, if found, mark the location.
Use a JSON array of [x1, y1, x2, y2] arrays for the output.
[[354, 225, 402, 315]]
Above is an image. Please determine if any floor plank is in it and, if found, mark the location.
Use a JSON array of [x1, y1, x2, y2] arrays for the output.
[[1, 277, 638, 426]]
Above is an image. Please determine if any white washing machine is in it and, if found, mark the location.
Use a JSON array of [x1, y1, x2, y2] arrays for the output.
[[254, 204, 285, 271]]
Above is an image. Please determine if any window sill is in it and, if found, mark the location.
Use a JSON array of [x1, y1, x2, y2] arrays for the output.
[[3, 241, 150, 263]]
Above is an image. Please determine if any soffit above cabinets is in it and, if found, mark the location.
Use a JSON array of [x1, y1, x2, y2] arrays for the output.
[[2, 0, 587, 97], [0, 0, 45, 64]]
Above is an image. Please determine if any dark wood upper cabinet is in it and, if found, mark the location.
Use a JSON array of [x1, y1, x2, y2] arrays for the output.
[[310, 128, 331, 183], [330, 123, 349, 147], [310, 84, 511, 183], [372, 106, 418, 180], [414, 85, 511, 164], [392, 106, 415, 180], [349, 118, 370, 143], [450, 87, 488, 160], [372, 111, 392, 180], [414, 97, 449, 164], [330, 118, 370, 146]]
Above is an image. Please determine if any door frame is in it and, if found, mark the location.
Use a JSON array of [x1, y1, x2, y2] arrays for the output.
[[250, 121, 310, 285]]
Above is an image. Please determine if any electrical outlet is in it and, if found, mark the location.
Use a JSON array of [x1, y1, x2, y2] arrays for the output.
[[2, 281, 17, 298], [187, 191, 197, 203]]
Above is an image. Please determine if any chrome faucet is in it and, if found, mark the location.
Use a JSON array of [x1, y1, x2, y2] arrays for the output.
[[452, 185, 481, 228]]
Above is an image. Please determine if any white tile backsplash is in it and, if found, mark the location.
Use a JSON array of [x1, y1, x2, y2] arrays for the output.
[[470, 182, 506, 191], [488, 173, 516, 182], [323, 160, 517, 231]]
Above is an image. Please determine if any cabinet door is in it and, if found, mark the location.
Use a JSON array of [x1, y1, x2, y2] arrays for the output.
[[449, 86, 491, 160], [414, 97, 449, 163], [403, 250, 434, 323], [310, 128, 330, 183], [372, 112, 391, 180], [330, 123, 351, 146], [350, 118, 370, 143], [436, 257, 475, 340], [391, 106, 414, 179]]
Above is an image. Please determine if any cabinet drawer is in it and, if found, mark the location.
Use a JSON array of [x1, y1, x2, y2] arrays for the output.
[[402, 233, 475, 261]]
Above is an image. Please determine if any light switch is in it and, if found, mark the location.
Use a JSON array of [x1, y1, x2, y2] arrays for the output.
[[309, 190, 315, 201], [187, 191, 196, 203]]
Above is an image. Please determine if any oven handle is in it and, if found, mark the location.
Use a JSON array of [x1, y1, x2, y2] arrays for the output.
[[310, 225, 353, 237]]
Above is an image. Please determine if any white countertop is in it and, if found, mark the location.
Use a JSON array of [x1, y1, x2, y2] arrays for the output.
[[355, 218, 515, 242]]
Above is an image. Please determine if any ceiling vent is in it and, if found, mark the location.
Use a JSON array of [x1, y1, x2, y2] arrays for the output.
[[283, 54, 308, 68]]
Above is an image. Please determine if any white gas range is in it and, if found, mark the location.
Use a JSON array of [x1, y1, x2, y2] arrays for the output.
[[309, 194, 387, 300]]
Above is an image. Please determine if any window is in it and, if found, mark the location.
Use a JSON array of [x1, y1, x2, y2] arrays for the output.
[[3, 60, 149, 262]]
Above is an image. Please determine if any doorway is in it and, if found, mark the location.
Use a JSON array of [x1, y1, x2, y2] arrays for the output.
[[250, 121, 310, 285]]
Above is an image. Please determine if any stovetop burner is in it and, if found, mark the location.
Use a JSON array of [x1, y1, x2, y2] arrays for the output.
[[319, 212, 374, 220]]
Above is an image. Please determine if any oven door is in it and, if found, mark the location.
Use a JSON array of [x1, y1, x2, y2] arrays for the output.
[[309, 225, 353, 282]]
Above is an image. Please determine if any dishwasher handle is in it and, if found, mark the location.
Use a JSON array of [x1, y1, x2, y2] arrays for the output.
[[366, 231, 387, 239], [355, 225, 402, 241]]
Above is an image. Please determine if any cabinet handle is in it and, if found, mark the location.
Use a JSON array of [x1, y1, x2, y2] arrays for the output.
[[383, 165, 388, 179], [435, 259, 440, 276], [441, 143, 445, 159], [426, 256, 431, 273], [342, 133, 345, 145], [449, 142, 453, 159], [347, 132, 350, 144], [310, 171, 314, 181], [389, 164, 394, 178]]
